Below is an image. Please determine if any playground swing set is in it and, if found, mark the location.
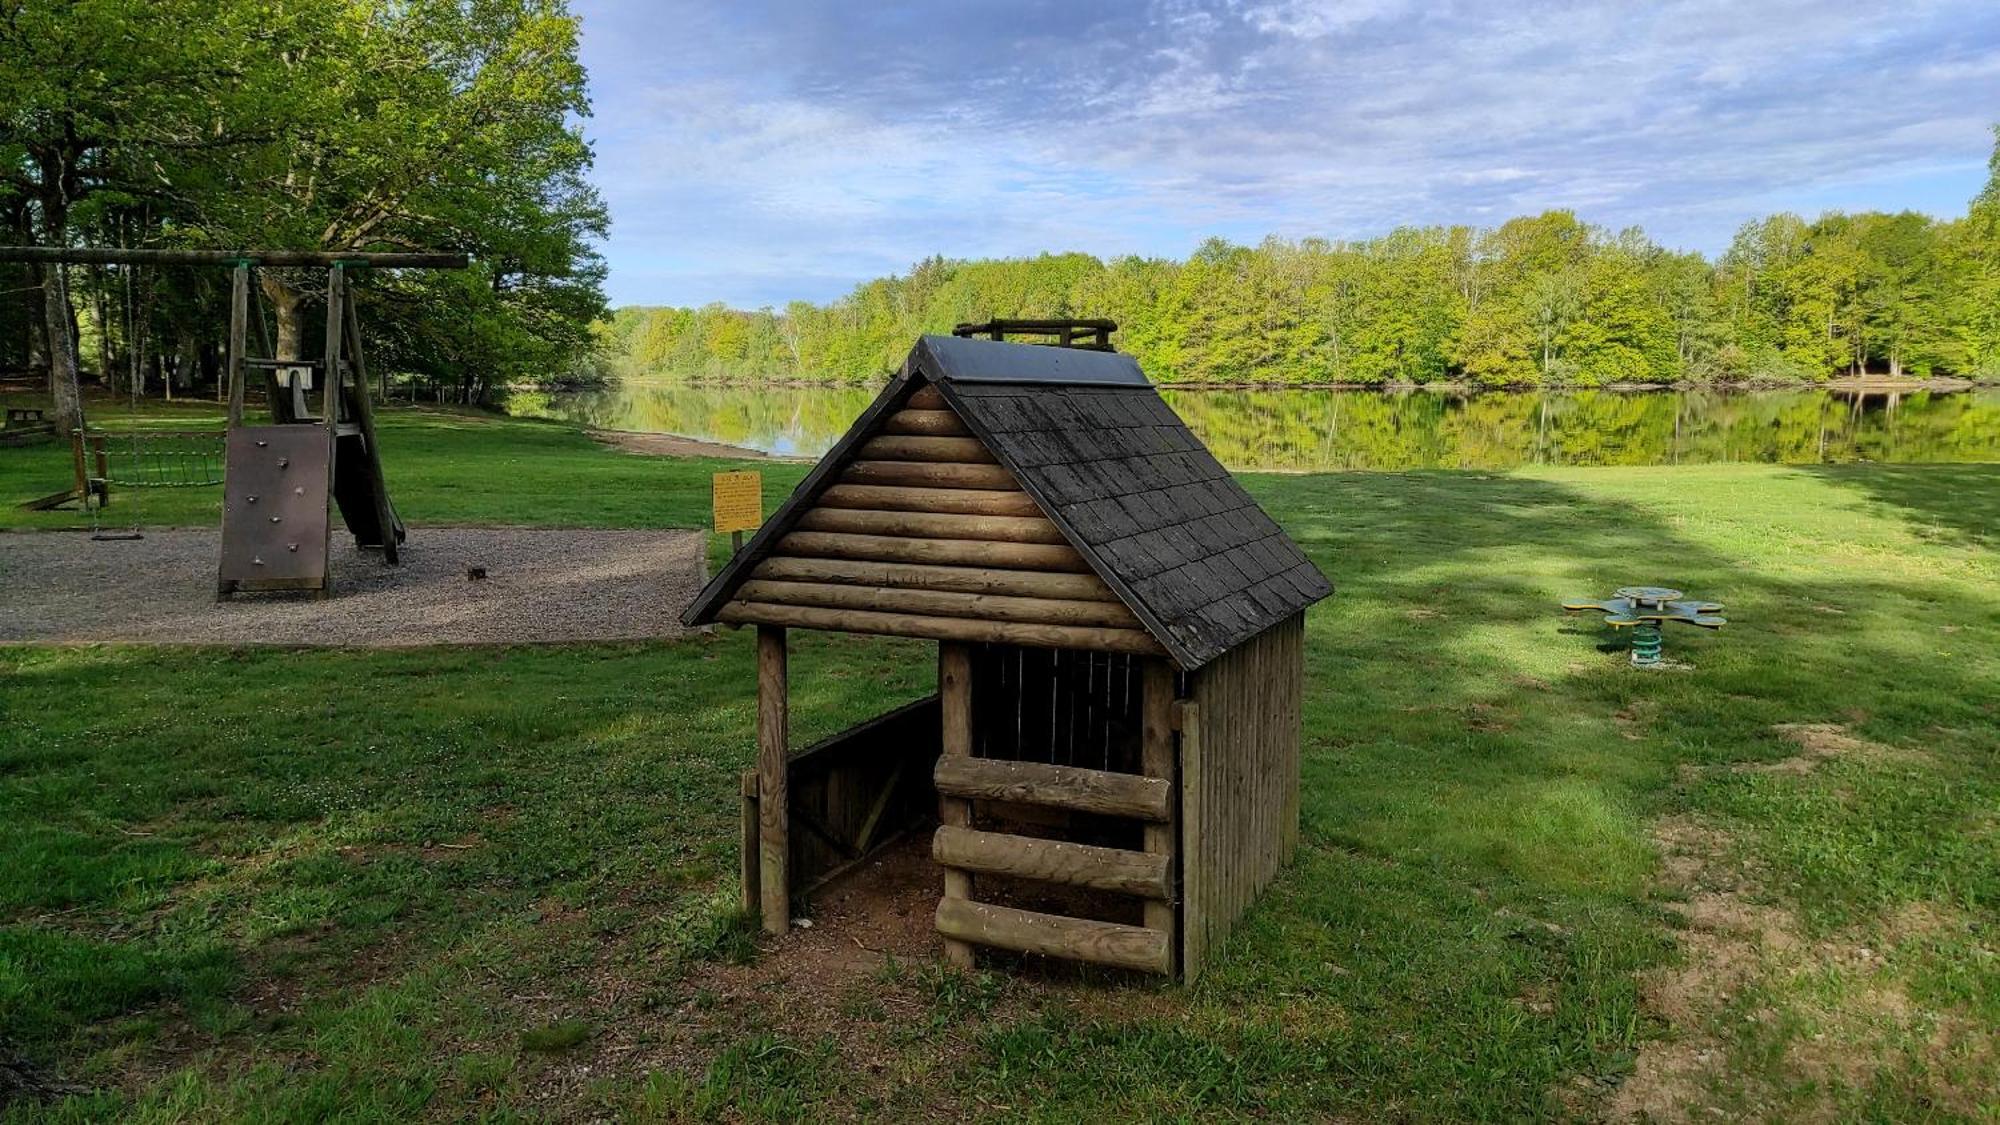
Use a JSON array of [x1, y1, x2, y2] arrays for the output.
[[4, 247, 464, 597]]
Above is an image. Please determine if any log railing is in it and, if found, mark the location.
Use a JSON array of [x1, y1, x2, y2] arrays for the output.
[[929, 643, 1180, 976]]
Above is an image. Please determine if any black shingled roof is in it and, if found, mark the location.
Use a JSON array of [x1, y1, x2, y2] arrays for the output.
[[682, 335, 1332, 669]]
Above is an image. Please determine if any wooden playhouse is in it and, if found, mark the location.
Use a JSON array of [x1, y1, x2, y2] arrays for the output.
[[682, 328, 1331, 980]]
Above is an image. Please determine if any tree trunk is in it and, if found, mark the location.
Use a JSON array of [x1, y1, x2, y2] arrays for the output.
[[39, 262, 84, 434], [136, 274, 156, 400], [260, 273, 305, 422], [94, 278, 112, 383], [260, 274, 304, 359]]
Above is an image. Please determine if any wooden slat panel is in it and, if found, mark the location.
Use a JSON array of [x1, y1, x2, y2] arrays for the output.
[[735, 580, 1142, 628], [794, 508, 1068, 545], [881, 409, 971, 436], [776, 531, 1090, 573], [1141, 659, 1178, 972], [857, 436, 996, 464], [783, 696, 941, 896], [719, 602, 1167, 656], [933, 825, 1169, 898], [843, 461, 1018, 490], [907, 384, 947, 410], [752, 557, 1120, 602], [933, 756, 1171, 821], [817, 484, 1042, 517], [1177, 614, 1305, 980], [1285, 615, 1303, 862], [935, 898, 1170, 975], [1181, 699, 1207, 981]]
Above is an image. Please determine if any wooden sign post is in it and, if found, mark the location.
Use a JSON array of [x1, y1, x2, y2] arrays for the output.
[[712, 470, 763, 553]]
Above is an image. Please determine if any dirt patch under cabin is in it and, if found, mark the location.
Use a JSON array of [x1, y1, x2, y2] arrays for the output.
[[518, 832, 1179, 1117]]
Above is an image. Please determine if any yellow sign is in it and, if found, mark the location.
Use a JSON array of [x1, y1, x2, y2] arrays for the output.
[[712, 471, 764, 533]]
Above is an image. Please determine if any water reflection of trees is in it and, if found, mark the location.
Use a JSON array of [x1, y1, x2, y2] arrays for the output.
[[514, 385, 2000, 471], [1160, 390, 2000, 471], [512, 384, 879, 457]]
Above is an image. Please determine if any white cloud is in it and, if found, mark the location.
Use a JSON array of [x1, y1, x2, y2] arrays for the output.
[[576, 0, 2000, 306]]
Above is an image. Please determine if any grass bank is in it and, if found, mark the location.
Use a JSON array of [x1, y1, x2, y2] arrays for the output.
[[2, 406, 1995, 1120]]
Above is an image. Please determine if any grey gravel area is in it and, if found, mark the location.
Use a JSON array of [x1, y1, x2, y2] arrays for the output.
[[0, 527, 705, 646]]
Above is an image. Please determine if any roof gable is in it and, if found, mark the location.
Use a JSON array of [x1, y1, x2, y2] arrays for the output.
[[683, 337, 1331, 668]]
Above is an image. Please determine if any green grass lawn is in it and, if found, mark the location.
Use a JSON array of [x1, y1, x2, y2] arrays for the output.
[[2, 404, 1995, 1121]]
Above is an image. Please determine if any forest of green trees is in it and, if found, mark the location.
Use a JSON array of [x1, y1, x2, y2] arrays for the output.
[[0, 0, 606, 430], [610, 130, 2000, 389]]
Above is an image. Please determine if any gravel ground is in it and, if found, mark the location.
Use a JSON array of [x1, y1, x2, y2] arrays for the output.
[[0, 527, 706, 646]]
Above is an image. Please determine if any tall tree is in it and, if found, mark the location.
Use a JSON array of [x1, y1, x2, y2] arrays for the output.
[[190, 0, 606, 396], [0, 0, 270, 430]]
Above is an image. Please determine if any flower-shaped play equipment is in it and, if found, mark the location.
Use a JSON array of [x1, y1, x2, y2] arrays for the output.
[[1562, 586, 1725, 667]]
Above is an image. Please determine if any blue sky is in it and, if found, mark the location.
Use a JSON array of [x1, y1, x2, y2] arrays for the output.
[[575, 0, 2000, 309]]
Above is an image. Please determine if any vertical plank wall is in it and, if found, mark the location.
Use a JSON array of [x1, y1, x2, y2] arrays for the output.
[[1181, 613, 1304, 979]]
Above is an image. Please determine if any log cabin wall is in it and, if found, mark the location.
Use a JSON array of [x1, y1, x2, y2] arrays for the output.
[[715, 385, 1167, 659], [1179, 612, 1305, 980]]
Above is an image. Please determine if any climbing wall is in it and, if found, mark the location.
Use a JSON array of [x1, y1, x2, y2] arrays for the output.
[[216, 425, 334, 597]]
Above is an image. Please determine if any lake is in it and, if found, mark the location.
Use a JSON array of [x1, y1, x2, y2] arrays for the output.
[[509, 382, 2000, 471]]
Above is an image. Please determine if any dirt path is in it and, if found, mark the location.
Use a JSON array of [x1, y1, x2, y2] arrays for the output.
[[0, 527, 704, 646]]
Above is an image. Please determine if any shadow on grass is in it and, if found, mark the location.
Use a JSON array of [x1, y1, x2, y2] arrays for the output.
[[1802, 462, 2000, 548], [5, 465, 1997, 1120], [1007, 468, 2000, 1120]]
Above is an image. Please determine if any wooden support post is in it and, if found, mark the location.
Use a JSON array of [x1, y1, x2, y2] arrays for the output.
[[226, 264, 247, 426], [68, 429, 88, 505], [315, 266, 344, 600], [1142, 659, 1179, 976], [757, 625, 790, 933], [322, 266, 344, 429], [939, 641, 976, 969]]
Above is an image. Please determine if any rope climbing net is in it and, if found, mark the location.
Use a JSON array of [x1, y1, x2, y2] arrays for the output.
[[77, 429, 227, 540]]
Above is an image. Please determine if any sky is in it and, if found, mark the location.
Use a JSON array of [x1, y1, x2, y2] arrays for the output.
[[575, 0, 2000, 309]]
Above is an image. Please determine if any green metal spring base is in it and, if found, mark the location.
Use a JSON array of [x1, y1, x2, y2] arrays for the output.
[[1563, 586, 1724, 670], [1629, 621, 1663, 667]]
